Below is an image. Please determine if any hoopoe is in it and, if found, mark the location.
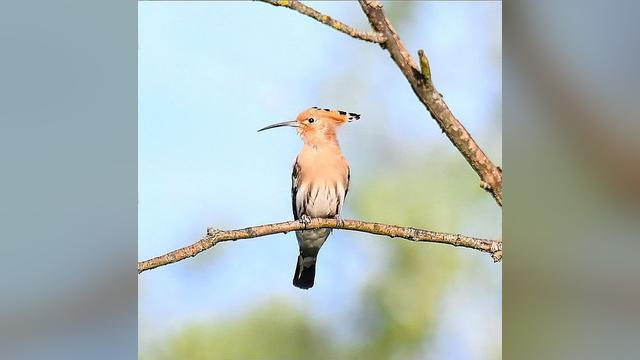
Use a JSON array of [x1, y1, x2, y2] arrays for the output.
[[258, 107, 359, 289]]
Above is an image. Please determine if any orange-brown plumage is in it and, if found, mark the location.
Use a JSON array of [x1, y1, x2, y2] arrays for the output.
[[258, 107, 359, 289], [294, 107, 352, 145]]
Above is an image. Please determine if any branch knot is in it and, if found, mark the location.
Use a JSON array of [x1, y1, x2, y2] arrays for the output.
[[207, 227, 223, 237]]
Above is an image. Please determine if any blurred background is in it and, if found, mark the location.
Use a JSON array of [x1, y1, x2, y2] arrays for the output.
[[139, 2, 501, 359], [5, 1, 640, 359], [503, 1, 640, 358]]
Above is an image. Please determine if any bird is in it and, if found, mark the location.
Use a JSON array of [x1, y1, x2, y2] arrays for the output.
[[258, 107, 359, 289]]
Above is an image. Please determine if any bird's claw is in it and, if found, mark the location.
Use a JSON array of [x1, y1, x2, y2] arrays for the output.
[[300, 214, 312, 227], [335, 214, 345, 227]]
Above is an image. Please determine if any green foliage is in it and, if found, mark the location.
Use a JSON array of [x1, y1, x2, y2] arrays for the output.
[[344, 154, 481, 359], [143, 301, 332, 360]]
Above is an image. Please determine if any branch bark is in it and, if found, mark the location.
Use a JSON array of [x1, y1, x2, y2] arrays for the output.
[[138, 218, 502, 273], [258, 0, 386, 43]]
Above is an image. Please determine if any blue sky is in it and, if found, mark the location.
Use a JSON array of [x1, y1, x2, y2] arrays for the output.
[[139, 1, 501, 357]]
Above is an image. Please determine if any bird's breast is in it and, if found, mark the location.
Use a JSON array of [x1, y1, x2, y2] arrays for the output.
[[294, 147, 349, 218], [299, 179, 344, 218]]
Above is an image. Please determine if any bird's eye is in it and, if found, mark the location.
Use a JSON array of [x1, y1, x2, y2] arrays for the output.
[[308, 118, 315, 123]]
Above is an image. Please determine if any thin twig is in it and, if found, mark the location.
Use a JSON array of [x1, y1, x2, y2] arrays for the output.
[[138, 218, 501, 273], [257, 0, 386, 43]]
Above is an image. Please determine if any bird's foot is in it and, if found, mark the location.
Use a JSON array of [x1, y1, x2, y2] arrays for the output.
[[335, 214, 345, 227], [300, 214, 312, 227]]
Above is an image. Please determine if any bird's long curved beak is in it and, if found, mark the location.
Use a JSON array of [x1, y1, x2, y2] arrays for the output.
[[257, 120, 299, 132]]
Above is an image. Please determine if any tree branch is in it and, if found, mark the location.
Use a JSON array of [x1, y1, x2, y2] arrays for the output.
[[257, 0, 386, 43], [358, 0, 502, 206], [138, 218, 502, 273]]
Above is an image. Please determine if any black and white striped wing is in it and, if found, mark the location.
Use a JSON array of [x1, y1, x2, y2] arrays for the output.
[[342, 166, 350, 212], [291, 159, 302, 220]]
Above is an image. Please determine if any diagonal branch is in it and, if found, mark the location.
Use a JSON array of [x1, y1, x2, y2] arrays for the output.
[[138, 218, 502, 273], [257, 0, 386, 43], [358, 0, 502, 205]]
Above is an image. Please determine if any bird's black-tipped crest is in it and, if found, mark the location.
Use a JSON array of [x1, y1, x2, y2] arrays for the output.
[[311, 107, 360, 121]]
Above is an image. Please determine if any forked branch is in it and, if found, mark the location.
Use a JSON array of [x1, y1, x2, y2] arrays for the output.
[[138, 218, 502, 273], [258, 0, 386, 43]]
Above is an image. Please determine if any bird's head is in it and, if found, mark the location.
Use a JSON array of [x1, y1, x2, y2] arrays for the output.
[[258, 107, 359, 146]]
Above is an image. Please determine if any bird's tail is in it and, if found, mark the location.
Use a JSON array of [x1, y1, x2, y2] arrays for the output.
[[293, 253, 316, 289]]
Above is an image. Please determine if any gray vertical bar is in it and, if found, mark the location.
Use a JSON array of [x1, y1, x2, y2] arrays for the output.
[[0, 1, 137, 358]]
